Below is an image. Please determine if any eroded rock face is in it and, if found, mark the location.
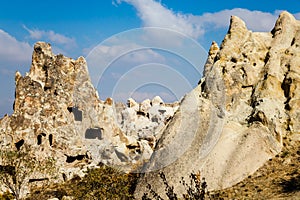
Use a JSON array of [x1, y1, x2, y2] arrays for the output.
[[1, 11, 299, 199], [0, 42, 180, 197], [134, 11, 300, 198], [119, 96, 179, 140], [0, 43, 169, 194]]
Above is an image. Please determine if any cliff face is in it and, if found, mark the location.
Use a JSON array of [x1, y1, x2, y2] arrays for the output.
[[134, 11, 300, 198]]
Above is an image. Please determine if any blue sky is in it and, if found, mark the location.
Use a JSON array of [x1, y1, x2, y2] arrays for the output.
[[0, 0, 300, 117]]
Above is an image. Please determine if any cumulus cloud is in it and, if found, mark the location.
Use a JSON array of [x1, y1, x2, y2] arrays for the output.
[[117, 0, 300, 37], [116, 0, 203, 38], [86, 42, 166, 86], [23, 25, 76, 48], [0, 29, 32, 64], [195, 8, 278, 32]]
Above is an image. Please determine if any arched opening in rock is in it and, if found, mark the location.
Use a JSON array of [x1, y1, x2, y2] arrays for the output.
[[15, 139, 24, 151]]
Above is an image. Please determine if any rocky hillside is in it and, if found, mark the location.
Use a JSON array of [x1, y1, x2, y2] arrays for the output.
[[0, 11, 299, 199], [134, 11, 300, 199]]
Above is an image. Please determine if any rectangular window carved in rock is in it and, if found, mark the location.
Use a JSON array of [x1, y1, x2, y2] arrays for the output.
[[85, 128, 102, 140]]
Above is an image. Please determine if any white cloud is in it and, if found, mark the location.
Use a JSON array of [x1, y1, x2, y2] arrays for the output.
[[23, 25, 76, 48], [195, 8, 278, 32], [0, 29, 32, 64], [86, 42, 166, 85], [118, 0, 300, 36], [199, 9, 300, 32], [117, 0, 203, 38]]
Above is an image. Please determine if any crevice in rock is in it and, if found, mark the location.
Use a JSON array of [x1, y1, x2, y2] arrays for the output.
[[281, 64, 292, 131], [241, 67, 246, 79], [49, 134, 53, 146], [264, 52, 270, 65], [249, 87, 262, 108], [281, 77, 292, 98], [242, 85, 253, 89], [37, 134, 43, 145], [247, 110, 268, 126], [222, 66, 226, 74], [291, 38, 296, 46], [29, 178, 49, 183], [286, 118, 291, 131], [15, 139, 24, 151], [281, 63, 292, 112], [200, 80, 206, 93]]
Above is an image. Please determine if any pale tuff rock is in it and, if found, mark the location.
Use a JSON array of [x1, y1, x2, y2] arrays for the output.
[[0, 41, 178, 196], [119, 97, 179, 143], [134, 11, 300, 199], [151, 95, 164, 106], [0, 42, 169, 194], [140, 99, 151, 115], [1, 10, 299, 199]]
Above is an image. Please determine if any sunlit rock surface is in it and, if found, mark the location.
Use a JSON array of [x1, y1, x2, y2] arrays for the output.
[[134, 11, 300, 199]]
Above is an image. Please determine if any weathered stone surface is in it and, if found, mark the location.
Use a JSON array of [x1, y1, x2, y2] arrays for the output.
[[1, 11, 299, 200], [134, 11, 300, 198], [0, 42, 167, 195]]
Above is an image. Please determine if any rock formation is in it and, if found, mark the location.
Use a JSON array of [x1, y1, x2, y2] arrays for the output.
[[0, 10, 299, 200], [134, 11, 300, 198], [0, 42, 178, 196]]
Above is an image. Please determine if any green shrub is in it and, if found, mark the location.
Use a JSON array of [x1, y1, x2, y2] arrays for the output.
[[69, 163, 138, 199]]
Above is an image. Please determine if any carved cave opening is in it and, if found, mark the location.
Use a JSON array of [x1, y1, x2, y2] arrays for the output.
[[65, 154, 87, 163], [37, 134, 42, 145], [85, 128, 102, 140], [49, 134, 53, 146], [67, 106, 83, 121]]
